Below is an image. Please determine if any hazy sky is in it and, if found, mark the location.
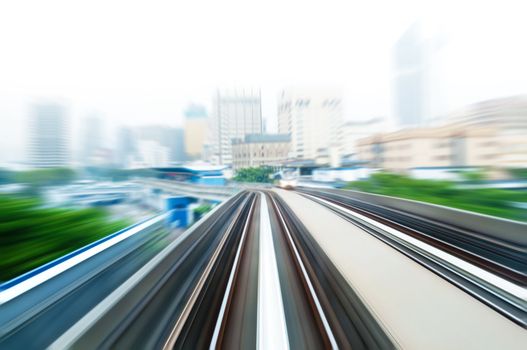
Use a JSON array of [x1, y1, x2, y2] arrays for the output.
[[0, 0, 526, 163]]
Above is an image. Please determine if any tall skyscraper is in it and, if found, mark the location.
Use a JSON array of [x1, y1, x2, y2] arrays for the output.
[[115, 127, 136, 168], [393, 23, 426, 127], [393, 22, 445, 127], [80, 115, 103, 166], [184, 104, 208, 159], [207, 89, 262, 165], [28, 103, 70, 168], [170, 128, 186, 162], [136, 125, 186, 163], [277, 88, 343, 163], [136, 140, 170, 167]]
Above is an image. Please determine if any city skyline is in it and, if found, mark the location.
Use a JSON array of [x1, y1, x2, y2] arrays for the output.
[[1, 1, 526, 163], [5, 90, 527, 169]]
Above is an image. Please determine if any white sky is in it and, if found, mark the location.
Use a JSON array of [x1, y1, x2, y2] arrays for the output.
[[0, 0, 526, 162]]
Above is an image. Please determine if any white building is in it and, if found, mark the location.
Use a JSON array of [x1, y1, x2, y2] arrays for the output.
[[135, 140, 170, 168], [207, 89, 263, 165], [339, 117, 387, 162], [393, 22, 446, 127], [28, 103, 70, 168], [277, 88, 343, 164], [115, 127, 137, 168], [80, 115, 103, 166], [136, 125, 185, 163], [312, 167, 372, 182]]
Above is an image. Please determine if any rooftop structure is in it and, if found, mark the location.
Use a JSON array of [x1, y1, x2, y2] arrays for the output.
[[153, 164, 228, 186]]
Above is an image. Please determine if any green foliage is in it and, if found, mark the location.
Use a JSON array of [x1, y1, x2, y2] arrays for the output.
[[460, 170, 486, 183], [0, 168, 77, 196], [84, 167, 158, 181], [14, 168, 76, 186], [0, 195, 129, 281], [233, 167, 274, 183], [346, 173, 527, 222], [509, 168, 527, 180], [193, 204, 212, 216]]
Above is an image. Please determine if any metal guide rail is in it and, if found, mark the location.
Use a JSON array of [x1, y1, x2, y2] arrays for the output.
[[296, 187, 527, 285], [298, 189, 527, 329]]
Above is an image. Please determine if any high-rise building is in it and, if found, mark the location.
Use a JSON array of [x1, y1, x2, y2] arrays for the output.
[[80, 115, 103, 166], [170, 128, 186, 163], [28, 103, 70, 168], [393, 22, 446, 128], [136, 140, 170, 167], [207, 89, 262, 165], [184, 104, 208, 159], [277, 88, 343, 164], [393, 23, 427, 127], [115, 127, 136, 168], [136, 125, 186, 163]]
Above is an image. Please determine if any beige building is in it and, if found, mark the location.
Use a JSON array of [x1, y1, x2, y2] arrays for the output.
[[357, 96, 527, 170], [184, 104, 208, 159], [232, 134, 291, 170]]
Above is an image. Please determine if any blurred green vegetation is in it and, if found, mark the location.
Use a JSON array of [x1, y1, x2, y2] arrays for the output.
[[83, 167, 158, 181], [0, 195, 130, 281], [0, 167, 76, 185], [193, 204, 213, 222], [233, 167, 274, 183], [193, 204, 212, 216], [345, 173, 527, 222], [14, 168, 76, 185], [0, 168, 77, 196], [459, 170, 486, 183], [509, 168, 527, 180], [0, 166, 159, 190]]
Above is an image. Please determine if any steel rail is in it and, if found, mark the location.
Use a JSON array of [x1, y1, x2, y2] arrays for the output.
[[49, 192, 248, 349], [271, 192, 396, 349], [162, 194, 253, 350], [256, 193, 290, 350], [301, 192, 527, 328], [269, 194, 339, 349], [209, 196, 256, 349], [297, 188, 526, 285]]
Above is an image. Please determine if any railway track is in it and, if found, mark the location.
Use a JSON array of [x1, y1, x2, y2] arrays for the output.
[[297, 188, 526, 284], [297, 188, 527, 328], [48, 189, 396, 349], [168, 191, 394, 349], [49, 191, 253, 349], [6, 187, 525, 348], [268, 192, 395, 349]]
